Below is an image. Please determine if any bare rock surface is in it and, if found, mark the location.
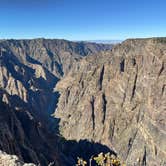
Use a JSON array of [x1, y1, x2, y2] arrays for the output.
[[54, 38, 166, 166], [0, 39, 112, 166], [0, 37, 165, 166], [0, 39, 112, 78], [0, 150, 36, 166], [0, 39, 112, 123], [0, 90, 62, 166]]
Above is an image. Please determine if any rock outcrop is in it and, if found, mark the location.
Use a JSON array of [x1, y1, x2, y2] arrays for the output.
[[0, 90, 62, 165], [0, 39, 112, 78], [0, 37, 165, 166], [0, 39, 112, 123], [54, 38, 166, 166], [0, 150, 36, 166], [0, 39, 113, 165]]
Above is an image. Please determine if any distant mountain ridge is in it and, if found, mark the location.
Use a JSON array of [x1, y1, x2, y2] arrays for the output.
[[84, 40, 122, 44]]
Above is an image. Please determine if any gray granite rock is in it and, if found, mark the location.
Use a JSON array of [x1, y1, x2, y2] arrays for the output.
[[0, 150, 36, 166], [54, 38, 166, 166]]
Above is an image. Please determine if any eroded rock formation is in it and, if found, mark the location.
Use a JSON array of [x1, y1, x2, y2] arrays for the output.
[[0, 150, 36, 166], [55, 38, 166, 166], [0, 38, 165, 166], [0, 39, 112, 165]]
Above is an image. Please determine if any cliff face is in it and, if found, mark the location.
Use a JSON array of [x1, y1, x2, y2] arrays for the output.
[[0, 39, 112, 78], [0, 39, 112, 165], [0, 38, 165, 166], [0, 90, 62, 166], [0, 39, 111, 124], [54, 38, 166, 165]]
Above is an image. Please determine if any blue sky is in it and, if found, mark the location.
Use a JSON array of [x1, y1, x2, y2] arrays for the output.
[[0, 0, 165, 40]]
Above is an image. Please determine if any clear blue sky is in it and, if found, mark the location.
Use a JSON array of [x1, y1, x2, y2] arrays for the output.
[[0, 0, 165, 40]]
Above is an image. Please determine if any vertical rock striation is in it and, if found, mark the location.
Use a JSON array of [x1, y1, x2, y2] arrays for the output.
[[0, 39, 113, 165], [54, 38, 166, 166]]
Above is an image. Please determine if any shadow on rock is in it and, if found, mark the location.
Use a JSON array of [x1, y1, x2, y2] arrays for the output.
[[57, 138, 117, 166]]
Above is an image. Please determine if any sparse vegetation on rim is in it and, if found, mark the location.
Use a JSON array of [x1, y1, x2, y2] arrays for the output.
[[76, 153, 125, 166]]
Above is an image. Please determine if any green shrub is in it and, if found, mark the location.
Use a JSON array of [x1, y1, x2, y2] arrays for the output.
[[76, 152, 125, 166]]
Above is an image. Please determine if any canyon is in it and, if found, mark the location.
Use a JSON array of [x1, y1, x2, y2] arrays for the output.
[[0, 38, 165, 166]]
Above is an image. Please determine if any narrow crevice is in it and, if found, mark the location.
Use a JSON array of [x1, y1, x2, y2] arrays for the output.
[[131, 58, 136, 66], [152, 56, 155, 63], [131, 104, 138, 111], [120, 59, 125, 72], [130, 69, 138, 101], [102, 93, 107, 124], [91, 68, 97, 76], [109, 119, 115, 141], [142, 146, 147, 166], [90, 96, 95, 130], [155, 146, 157, 156], [121, 91, 127, 107], [65, 89, 70, 104], [78, 73, 83, 84], [126, 130, 138, 159], [158, 62, 164, 77], [98, 65, 105, 90], [161, 84, 165, 96], [127, 138, 132, 156]]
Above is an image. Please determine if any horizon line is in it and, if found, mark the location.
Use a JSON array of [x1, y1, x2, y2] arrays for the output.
[[0, 36, 166, 41]]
